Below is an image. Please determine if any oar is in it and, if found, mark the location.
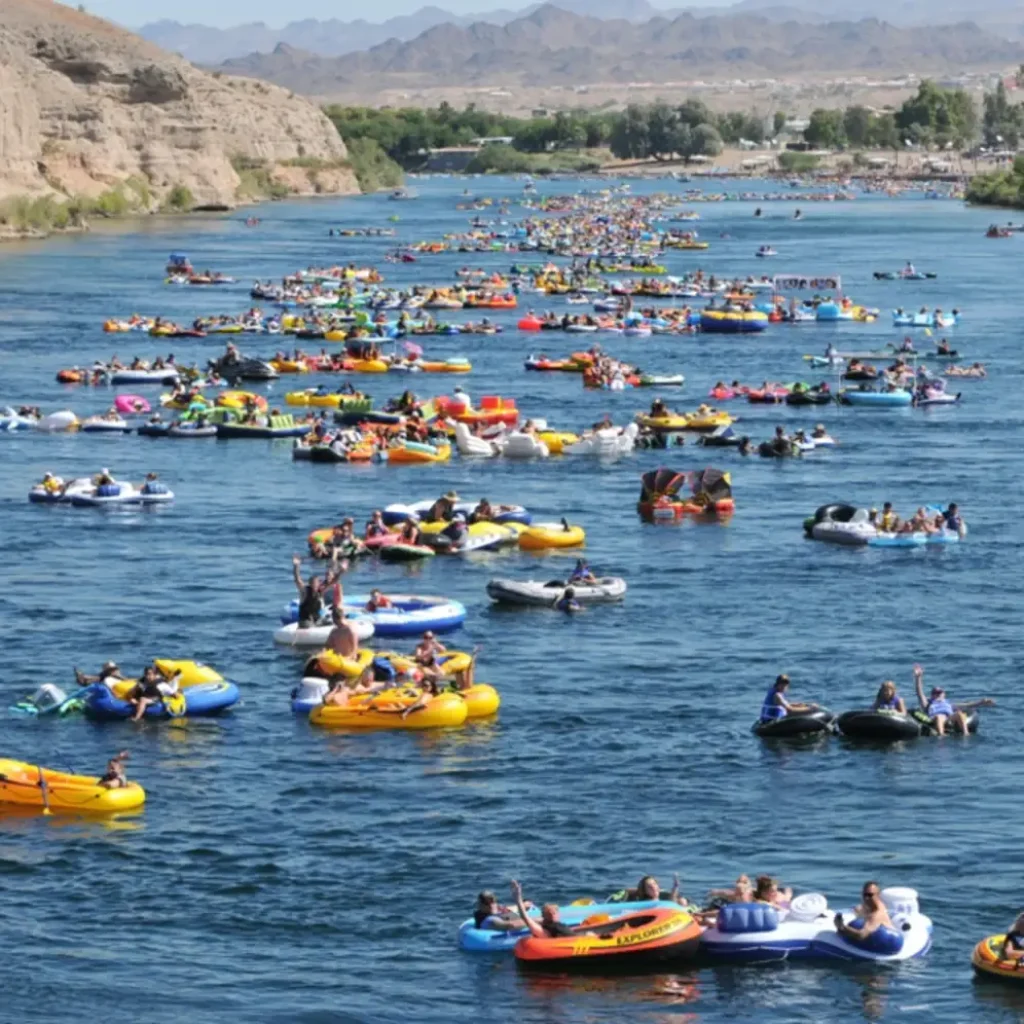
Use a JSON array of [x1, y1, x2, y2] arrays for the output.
[[37, 766, 52, 816]]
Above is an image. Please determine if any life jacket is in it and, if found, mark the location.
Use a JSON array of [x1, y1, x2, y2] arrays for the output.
[[760, 687, 786, 722]]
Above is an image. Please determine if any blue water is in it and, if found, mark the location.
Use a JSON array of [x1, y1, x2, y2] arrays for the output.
[[1, 177, 1022, 1023]]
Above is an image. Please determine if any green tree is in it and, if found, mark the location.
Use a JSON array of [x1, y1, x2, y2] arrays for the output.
[[843, 106, 873, 148], [804, 108, 846, 149], [773, 110, 787, 136], [609, 104, 650, 160]]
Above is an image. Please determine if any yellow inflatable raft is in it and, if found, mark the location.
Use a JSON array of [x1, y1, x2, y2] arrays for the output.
[[310, 690, 468, 730], [972, 936, 1024, 982], [387, 442, 451, 465], [518, 522, 586, 550], [314, 648, 375, 680], [0, 759, 145, 813], [537, 430, 580, 455]]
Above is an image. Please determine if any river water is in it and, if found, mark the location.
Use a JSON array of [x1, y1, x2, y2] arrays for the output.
[[1, 177, 1022, 1023]]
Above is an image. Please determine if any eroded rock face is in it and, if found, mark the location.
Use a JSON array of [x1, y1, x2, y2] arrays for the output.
[[0, 0, 357, 206]]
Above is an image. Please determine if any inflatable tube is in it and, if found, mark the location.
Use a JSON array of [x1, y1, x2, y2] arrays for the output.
[[382, 501, 530, 527], [836, 708, 922, 741], [83, 681, 238, 720], [273, 615, 376, 647], [486, 577, 626, 606], [972, 936, 1024, 982], [114, 395, 152, 415], [80, 416, 132, 434], [379, 543, 435, 562], [458, 899, 677, 953], [109, 369, 179, 386], [36, 411, 78, 433], [514, 907, 702, 969], [339, 595, 466, 637], [752, 708, 835, 738], [518, 523, 585, 551], [0, 758, 145, 813], [840, 390, 912, 407], [168, 424, 217, 438]]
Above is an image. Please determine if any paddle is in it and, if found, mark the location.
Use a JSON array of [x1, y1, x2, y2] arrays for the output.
[[37, 766, 52, 816]]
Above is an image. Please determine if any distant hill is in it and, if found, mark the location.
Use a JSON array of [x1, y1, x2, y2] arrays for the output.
[[214, 4, 1024, 97], [138, 2, 665, 64], [139, 0, 1024, 64]]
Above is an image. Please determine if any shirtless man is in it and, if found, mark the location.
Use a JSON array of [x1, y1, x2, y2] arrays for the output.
[[325, 607, 359, 659], [835, 882, 891, 942]]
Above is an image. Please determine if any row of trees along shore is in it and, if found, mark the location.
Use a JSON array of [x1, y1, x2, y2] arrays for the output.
[[326, 76, 1024, 206]]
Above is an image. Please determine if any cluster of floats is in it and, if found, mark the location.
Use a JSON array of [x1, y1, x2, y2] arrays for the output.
[[458, 879, 933, 968]]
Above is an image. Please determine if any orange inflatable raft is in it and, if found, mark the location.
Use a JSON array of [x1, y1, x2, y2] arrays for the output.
[[514, 907, 702, 969]]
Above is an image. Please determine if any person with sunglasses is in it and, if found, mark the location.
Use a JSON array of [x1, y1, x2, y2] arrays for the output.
[[835, 882, 891, 943]]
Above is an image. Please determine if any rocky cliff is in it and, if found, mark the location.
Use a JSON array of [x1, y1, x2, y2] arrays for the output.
[[0, 0, 358, 211]]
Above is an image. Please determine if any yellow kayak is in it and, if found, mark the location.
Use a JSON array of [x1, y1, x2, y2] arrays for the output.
[[0, 759, 145, 813]]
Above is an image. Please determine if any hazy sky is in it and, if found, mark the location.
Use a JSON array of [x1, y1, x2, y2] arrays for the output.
[[72, 0, 705, 29]]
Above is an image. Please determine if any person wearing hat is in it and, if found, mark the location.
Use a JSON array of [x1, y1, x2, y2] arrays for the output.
[[426, 491, 459, 523], [440, 511, 469, 550], [811, 424, 829, 441], [75, 660, 124, 687], [912, 663, 994, 736], [39, 471, 64, 495]]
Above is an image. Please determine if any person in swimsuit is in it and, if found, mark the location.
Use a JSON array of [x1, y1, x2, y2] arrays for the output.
[[426, 491, 459, 523], [98, 750, 130, 789], [754, 875, 792, 908], [1000, 912, 1024, 962], [128, 666, 177, 722], [913, 663, 994, 735], [75, 660, 123, 686], [509, 880, 585, 939], [292, 556, 341, 629], [872, 680, 906, 714], [365, 589, 393, 612], [365, 510, 389, 539], [472, 890, 528, 933], [708, 875, 754, 904], [554, 586, 582, 613], [835, 881, 891, 942], [398, 518, 421, 546], [325, 607, 359, 659]]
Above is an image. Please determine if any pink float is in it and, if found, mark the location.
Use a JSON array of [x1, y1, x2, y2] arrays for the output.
[[114, 394, 151, 415]]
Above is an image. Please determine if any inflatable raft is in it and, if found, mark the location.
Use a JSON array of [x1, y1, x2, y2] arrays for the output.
[[702, 888, 931, 962], [309, 690, 468, 730], [459, 899, 679, 952], [0, 759, 146, 813], [515, 906, 702, 969], [486, 577, 626, 606], [340, 595, 466, 636], [83, 680, 239, 720], [973, 935, 1024, 982]]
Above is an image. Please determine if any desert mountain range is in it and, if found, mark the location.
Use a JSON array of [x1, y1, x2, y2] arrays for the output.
[[139, 0, 1024, 64], [205, 4, 1023, 98]]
